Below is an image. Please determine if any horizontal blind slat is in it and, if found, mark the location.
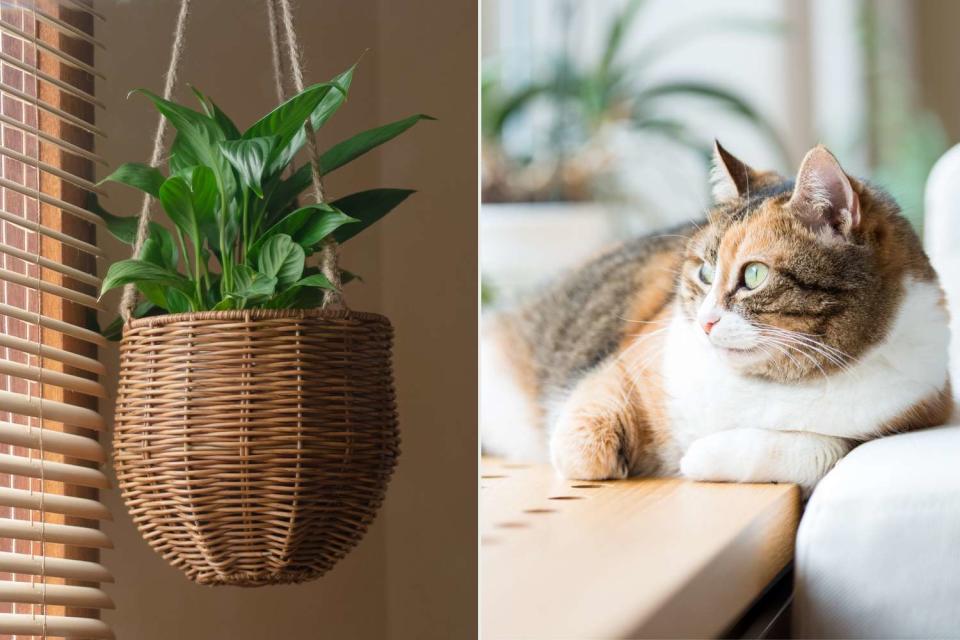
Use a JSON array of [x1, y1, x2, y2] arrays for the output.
[[0, 420, 105, 461], [0, 301, 108, 348], [0, 175, 106, 226], [0, 49, 104, 108], [0, 205, 104, 258], [0, 452, 109, 488], [0, 517, 113, 548], [0, 21, 105, 79], [0, 82, 106, 137], [1, 145, 106, 194], [0, 359, 105, 397], [60, 0, 108, 21], [0, 486, 112, 519], [0, 332, 105, 374], [0, 389, 103, 428], [0, 551, 113, 582], [33, 9, 106, 49], [0, 582, 113, 609], [0, 266, 104, 310], [0, 241, 101, 288], [0, 112, 108, 165], [0, 613, 114, 639]]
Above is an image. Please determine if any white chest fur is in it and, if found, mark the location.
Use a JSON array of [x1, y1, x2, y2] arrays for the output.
[[660, 278, 950, 450]]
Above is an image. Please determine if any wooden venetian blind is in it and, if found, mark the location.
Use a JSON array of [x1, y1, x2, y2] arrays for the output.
[[0, 1, 113, 638]]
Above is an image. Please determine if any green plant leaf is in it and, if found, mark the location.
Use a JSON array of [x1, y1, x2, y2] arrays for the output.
[[330, 188, 415, 243], [242, 82, 337, 141], [103, 214, 140, 244], [137, 282, 169, 310], [131, 88, 236, 200], [263, 272, 334, 309], [315, 65, 355, 129], [165, 288, 194, 313], [296, 273, 334, 289], [158, 176, 201, 245], [225, 264, 277, 306], [138, 225, 178, 271], [218, 136, 278, 198], [487, 83, 551, 137], [100, 259, 192, 297], [320, 114, 435, 175], [99, 162, 165, 197], [257, 234, 304, 289], [599, 0, 645, 80], [189, 84, 242, 139], [266, 163, 312, 214], [102, 315, 124, 341], [250, 203, 357, 258], [272, 65, 357, 171], [242, 81, 345, 175], [202, 273, 223, 309], [106, 70, 421, 315], [635, 81, 789, 164], [298, 207, 358, 247], [212, 298, 236, 311], [86, 193, 169, 246], [191, 165, 219, 229]]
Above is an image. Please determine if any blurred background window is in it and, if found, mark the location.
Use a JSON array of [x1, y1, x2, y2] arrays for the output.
[[481, 0, 955, 304]]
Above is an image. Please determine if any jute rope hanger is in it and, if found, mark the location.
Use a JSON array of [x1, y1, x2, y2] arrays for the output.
[[119, 0, 344, 321]]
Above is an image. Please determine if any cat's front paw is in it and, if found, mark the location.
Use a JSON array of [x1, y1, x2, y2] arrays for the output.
[[550, 410, 629, 481], [680, 429, 759, 483]]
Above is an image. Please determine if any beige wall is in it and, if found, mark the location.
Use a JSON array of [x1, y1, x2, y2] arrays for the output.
[[913, 0, 960, 143], [96, 1, 476, 638]]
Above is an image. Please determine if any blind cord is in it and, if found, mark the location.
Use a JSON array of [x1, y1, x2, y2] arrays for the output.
[[26, 1, 47, 634]]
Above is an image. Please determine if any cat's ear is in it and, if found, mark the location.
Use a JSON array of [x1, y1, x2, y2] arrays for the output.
[[787, 145, 860, 238], [710, 141, 759, 202]]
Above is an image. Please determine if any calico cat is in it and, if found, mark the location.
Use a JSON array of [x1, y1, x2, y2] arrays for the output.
[[481, 143, 953, 491]]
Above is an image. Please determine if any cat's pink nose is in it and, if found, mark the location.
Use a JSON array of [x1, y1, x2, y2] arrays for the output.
[[702, 319, 717, 335]]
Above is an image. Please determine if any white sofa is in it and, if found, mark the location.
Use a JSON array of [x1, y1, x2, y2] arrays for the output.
[[792, 147, 960, 638]]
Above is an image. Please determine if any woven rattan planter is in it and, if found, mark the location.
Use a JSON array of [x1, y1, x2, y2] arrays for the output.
[[112, 309, 400, 586]]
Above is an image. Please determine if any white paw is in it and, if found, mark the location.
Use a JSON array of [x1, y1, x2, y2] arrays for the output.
[[550, 411, 628, 481], [680, 430, 759, 483]]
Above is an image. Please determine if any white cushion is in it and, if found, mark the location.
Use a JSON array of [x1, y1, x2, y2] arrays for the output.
[[925, 144, 960, 391], [793, 417, 960, 638]]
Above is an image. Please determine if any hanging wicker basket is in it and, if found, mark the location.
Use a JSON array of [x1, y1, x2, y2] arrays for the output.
[[112, 309, 400, 586]]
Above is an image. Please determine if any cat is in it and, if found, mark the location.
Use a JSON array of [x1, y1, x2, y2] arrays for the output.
[[481, 143, 953, 492]]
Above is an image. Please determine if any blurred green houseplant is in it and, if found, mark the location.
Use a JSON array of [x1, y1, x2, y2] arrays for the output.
[[96, 64, 430, 338], [482, 0, 786, 203]]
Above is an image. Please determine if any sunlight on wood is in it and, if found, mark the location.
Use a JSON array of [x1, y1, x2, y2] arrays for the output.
[[481, 457, 800, 639]]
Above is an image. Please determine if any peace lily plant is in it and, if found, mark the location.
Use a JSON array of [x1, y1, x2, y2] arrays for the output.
[[96, 63, 430, 339]]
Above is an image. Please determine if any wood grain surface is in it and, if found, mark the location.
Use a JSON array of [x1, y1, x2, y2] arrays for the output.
[[481, 458, 800, 639]]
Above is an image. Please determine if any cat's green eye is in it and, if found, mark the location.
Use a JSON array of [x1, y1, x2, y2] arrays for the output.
[[698, 262, 715, 285], [743, 262, 769, 289]]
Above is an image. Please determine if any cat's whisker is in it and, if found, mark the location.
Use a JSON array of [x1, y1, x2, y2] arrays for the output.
[[756, 338, 805, 377], [755, 324, 853, 369], [619, 345, 667, 401], [614, 330, 670, 395], [755, 344, 789, 379], [760, 336, 831, 381], [618, 315, 671, 326], [779, 338, 848, 378], [768, 335, 851, 372], [761, 333, 847, 373], [753, 323, 851, 359]]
